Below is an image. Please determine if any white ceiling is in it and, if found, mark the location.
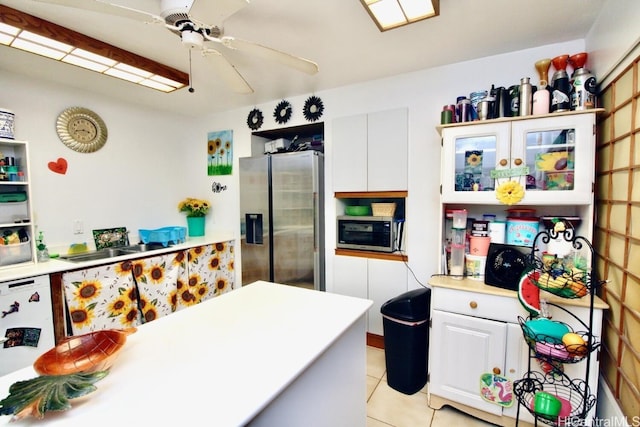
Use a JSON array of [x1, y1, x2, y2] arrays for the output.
[[0, 0, 606, 117]]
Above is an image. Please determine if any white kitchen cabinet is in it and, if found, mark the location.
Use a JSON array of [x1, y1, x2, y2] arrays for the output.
[[440, 111, 598, 205], [431, 110, 605, 426], [333, 108, 408, 192], [332, 254, 407, 335], [437, 111, 601, 280], [0, 138, 35, 268], [427, 279, 606, 426], [430, 310, 515, 416], [332, 114, 368, 191]]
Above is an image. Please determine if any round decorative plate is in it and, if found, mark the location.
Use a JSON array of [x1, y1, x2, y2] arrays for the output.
[[303, 95, 324, 122], [247, 108, 264, 130], [273, 100, 292, 125], [56, 107, 108, 153]]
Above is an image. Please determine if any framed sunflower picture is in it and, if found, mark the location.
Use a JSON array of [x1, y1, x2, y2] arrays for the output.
[[465, 150, 483, 174], [207, 130, 233, 176]]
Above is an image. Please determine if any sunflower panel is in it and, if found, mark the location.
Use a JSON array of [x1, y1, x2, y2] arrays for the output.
[[133, 251, 186, 323], [181, 241, 235, 310], [62, 262, 141, 335]]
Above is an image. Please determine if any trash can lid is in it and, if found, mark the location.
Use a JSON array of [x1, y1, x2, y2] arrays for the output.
[[380, 288, 431, 322]]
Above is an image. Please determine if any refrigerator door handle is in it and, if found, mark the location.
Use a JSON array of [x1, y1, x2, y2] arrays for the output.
[[245, 213, 263, 245], [313, 192, 318, 251]]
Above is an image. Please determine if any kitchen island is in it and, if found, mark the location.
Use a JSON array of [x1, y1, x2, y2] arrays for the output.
[[0, 281, 373, 426]]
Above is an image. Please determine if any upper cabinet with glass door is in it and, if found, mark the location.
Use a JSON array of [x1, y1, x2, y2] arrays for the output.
[[440, 111, 598, 205]]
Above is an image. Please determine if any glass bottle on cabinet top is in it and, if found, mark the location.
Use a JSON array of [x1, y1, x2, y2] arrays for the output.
[[440, 112, 597, 205]]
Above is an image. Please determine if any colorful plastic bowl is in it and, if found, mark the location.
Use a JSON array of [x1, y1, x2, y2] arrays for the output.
[[535, 341, 571, 360], [345, 205, 370, 216], [534, 391, 562, 420]]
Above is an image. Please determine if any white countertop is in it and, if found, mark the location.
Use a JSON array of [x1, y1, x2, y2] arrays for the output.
[[428, 274, 609, 310], [0, 231, 235, 282], [0, 281, 373, 425]]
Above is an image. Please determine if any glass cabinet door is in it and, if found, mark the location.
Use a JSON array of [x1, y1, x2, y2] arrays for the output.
[[441, 122, 511, 203], [441, 114, 595, 205], [520, 127, 575, 192], [512, 113, 595, 204]]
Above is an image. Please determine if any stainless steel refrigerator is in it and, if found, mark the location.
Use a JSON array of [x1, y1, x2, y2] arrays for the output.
[[240, 151, 325, 291]]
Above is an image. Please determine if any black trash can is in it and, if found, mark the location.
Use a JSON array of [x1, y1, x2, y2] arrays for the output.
[[380, 287, 431, 395]]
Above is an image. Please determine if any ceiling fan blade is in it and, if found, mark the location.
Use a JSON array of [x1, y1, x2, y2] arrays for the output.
[[214, 36, 319, 75], [202, 49, 253, 94], [188, 0, 249, 26], [31, 0, 164, 24]]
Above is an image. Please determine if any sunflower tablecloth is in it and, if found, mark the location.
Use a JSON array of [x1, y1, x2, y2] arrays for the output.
[[62, 241, 235, 335]]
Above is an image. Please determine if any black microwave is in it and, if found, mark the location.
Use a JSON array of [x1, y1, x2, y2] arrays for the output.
[[337, 216, 396, 252]]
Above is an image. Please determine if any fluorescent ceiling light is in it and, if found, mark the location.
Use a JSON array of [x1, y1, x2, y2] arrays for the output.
[[361, 0, 439, 31], [0, 5, 188, 93]]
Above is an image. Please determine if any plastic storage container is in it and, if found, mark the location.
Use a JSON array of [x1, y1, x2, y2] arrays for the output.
[[506, 217, 540, 247], [380, 288, 431, 395], [138, 226, 187, 246], [0, 239, 31, 266]]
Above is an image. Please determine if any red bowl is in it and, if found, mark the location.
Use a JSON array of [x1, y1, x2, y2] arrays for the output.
[[34, 328, 135, 375]]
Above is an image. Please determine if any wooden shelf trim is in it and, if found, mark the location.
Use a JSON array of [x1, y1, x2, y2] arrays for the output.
[[0, 5, 189, 85], [335, 248, 407, 262], [335, 191, 407, 199], [435, 108, 605, 135]]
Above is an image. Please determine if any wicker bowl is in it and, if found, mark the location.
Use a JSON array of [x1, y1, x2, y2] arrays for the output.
[[371, 202, 396, 217]]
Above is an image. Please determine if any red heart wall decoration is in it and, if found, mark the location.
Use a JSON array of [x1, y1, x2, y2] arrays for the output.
[[48, 158, 68, 174]]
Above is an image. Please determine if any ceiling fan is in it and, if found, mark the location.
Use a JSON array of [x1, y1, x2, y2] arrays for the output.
[[31, 0, 320, 93]]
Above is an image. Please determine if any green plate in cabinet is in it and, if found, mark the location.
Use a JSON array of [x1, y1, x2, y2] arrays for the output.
[[0, 192, 26, 203]]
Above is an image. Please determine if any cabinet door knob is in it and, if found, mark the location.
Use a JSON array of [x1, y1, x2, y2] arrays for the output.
[[499, 159, 508, 166], [493, 367, 501, 375], [469, 301, 478, 309], [514, 158, 523, 166]]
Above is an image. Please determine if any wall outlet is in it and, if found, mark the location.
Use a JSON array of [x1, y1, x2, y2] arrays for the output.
[[73, 220, 84, 235]]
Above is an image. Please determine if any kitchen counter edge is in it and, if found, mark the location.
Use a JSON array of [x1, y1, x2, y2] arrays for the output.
[[428, 275, 609, 310], [0, 232, 236, 283]]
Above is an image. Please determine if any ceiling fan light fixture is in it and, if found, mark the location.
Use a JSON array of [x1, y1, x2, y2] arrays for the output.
[[361, 0, 439, 31], [0, 5, 188, 92], [181, 30, 204, 49]]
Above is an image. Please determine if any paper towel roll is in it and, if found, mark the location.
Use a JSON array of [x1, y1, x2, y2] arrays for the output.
[[488, 221, 506, 244]]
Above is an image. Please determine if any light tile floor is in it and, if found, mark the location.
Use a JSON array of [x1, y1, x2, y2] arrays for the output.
[[366, 346, 498, 427]]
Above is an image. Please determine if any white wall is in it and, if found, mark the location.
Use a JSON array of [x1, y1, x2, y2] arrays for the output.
[[586, 0, 640, 85], [0, 37, 589, 280], [0, 72, 200, 253], [196, 39, 587, 290]]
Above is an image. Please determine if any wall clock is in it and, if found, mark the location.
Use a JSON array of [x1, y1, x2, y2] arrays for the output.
[[56, 107, 108, 153], [273, 100, 292, 125]]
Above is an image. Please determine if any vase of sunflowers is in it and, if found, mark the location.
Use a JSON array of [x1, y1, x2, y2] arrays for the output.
[[178, 198, 210, 237]]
